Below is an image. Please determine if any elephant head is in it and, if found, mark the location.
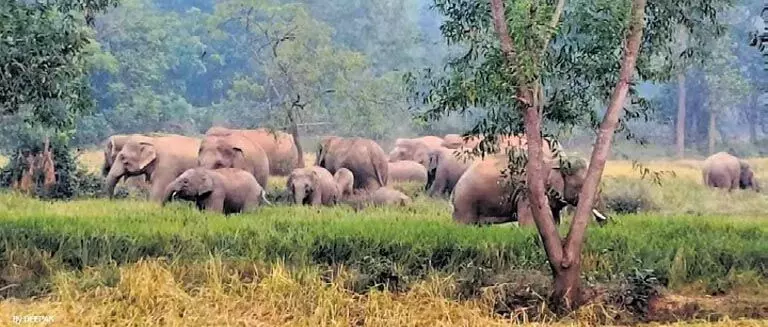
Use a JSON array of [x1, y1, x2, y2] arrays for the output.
[[287, 169, 319, 205], [315, 136, 341, 167], [102, 135, 130, 176], [738, 160, 760, 192], [548, 157, 609, 224], [104, 136, 158, 198], [198, 135, 248, 170], [388, 139, 430, 164], [162, 168, 214, 204]]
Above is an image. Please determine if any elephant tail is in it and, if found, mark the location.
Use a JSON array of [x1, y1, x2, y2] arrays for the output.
[[261, 189, 272, 206]]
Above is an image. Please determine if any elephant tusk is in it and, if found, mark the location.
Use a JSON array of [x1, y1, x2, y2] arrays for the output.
[[171, 191, 178, 199], [591, 209, 608, 222]]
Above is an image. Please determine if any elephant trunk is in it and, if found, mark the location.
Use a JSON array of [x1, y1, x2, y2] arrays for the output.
[[104, 159, 129, 198], [292, 186, 306, 205], [425, 169, 436, 192], [161, 182, 179, 207], [101, 156, 111, 177]]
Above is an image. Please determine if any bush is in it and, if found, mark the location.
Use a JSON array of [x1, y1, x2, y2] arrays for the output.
[[602, 177, 657, 214]]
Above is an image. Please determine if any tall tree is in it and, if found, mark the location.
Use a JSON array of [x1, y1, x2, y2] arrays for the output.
[[410, 0, 729, 309]]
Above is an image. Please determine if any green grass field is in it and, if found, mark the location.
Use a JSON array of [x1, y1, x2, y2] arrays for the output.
[[1, 152, 768, 325]]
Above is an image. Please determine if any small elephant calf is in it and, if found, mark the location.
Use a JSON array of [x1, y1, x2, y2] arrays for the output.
[[287, 166, 340, 206], [343, 187, 412, 210], [162, 167, 270, 215]]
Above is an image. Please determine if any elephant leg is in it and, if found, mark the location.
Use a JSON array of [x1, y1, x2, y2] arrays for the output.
[[428, 170, 447, 197], [242, 194, 262, 213], [202, 195, 225, 214], [310, 191, 323, 206]]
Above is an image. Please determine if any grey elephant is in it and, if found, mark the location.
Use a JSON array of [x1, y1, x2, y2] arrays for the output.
[[286, 166, 340, 206], [198, 133, 270, 190], [702, 152, 760, 192], [206, 126, 300, 176], [104, 134, 201, 202], [389, 138, 439, 164], [388, 160, 428, 184], [162, 167, 269, 214], [441, 134, 481, 150], [451, 147, 608, 226], [316, 136, 388, 191], [334, 168, 354, 199], [425, 147, 472, 197], [343, 187, 412, 210]]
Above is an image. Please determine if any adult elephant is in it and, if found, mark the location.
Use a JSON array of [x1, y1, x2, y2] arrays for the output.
[[315, 136, 388, 191], [442, 134, 481, 150], [702, 152, 760, 192], [450, 143, 607, 226], [104, 134, 201, 202], [425, 147, 473, 197], [206, 126, 299, 176], [441, 134, 524, 152], [198, 133, 270, 189], [389, 138, 439, 164]]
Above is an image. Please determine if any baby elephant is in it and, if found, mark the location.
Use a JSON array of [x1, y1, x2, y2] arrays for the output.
[[334, 168, 354, 199], [162, 167, 269, 215], [287, 166, 340, 206], [344, 187, 412, 210], [388, 160, 428, 184]]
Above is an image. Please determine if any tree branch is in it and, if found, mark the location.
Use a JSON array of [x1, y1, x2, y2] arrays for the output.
[[542, 0, 567, 54], [563, 0, 648, 265], [490, 0, 517, 65]]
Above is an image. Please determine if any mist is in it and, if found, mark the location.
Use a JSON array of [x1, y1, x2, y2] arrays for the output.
[[23, 0, 768, 160]]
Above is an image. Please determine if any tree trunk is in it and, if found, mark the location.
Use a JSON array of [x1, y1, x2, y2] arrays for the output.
[[676, 72, 686, 158], [289, 111, 305, 168], [749, 94, 758, 144], [708, 110, 716, 155], [560, 0, 648, 309]]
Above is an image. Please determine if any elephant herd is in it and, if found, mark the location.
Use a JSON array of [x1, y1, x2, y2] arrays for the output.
[[101, 129, 611, 226]]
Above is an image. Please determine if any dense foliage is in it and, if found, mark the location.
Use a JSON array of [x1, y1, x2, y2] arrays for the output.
[[70, 0, 455, 145]]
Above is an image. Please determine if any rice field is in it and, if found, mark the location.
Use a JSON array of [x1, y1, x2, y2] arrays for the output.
[[1, 150, 767, 325]]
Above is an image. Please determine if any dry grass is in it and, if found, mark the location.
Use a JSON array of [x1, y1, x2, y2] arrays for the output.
[[2, 259, 766, 327]]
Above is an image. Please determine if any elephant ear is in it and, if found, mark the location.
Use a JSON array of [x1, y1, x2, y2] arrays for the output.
[[199, 171, 215, 196], [137, 142, 158, 171]]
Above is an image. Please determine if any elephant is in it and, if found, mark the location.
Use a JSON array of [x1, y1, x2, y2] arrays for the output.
[[334, 168, 354, 199], [450, 144, 608, 226], [198, 133, 270, 189], [162, 167, 269, 215], [702, 152, 760, 192], [389, 139, 435, 165], [104, 134, 201, 202], [286, 166, 340, 206], [206, 126, 300, 176], [515, 162, 609, 226], [425, 147, 473, 197], [395, 136, 444, 149], [316, 136, 388, 191], [388, 160, 428, 184], [441, 134, 481, 150], [343, 187, 412, 210], [441, 134, 525, 153]]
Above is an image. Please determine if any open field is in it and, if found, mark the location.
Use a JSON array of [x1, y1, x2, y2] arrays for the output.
[[2, 150, 768, 325]]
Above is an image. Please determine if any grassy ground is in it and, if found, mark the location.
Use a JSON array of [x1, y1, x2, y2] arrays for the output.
[[1, 150, 768, 325]]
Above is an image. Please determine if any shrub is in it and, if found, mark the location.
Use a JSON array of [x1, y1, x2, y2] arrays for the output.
[[602, 177, 657, 214]]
